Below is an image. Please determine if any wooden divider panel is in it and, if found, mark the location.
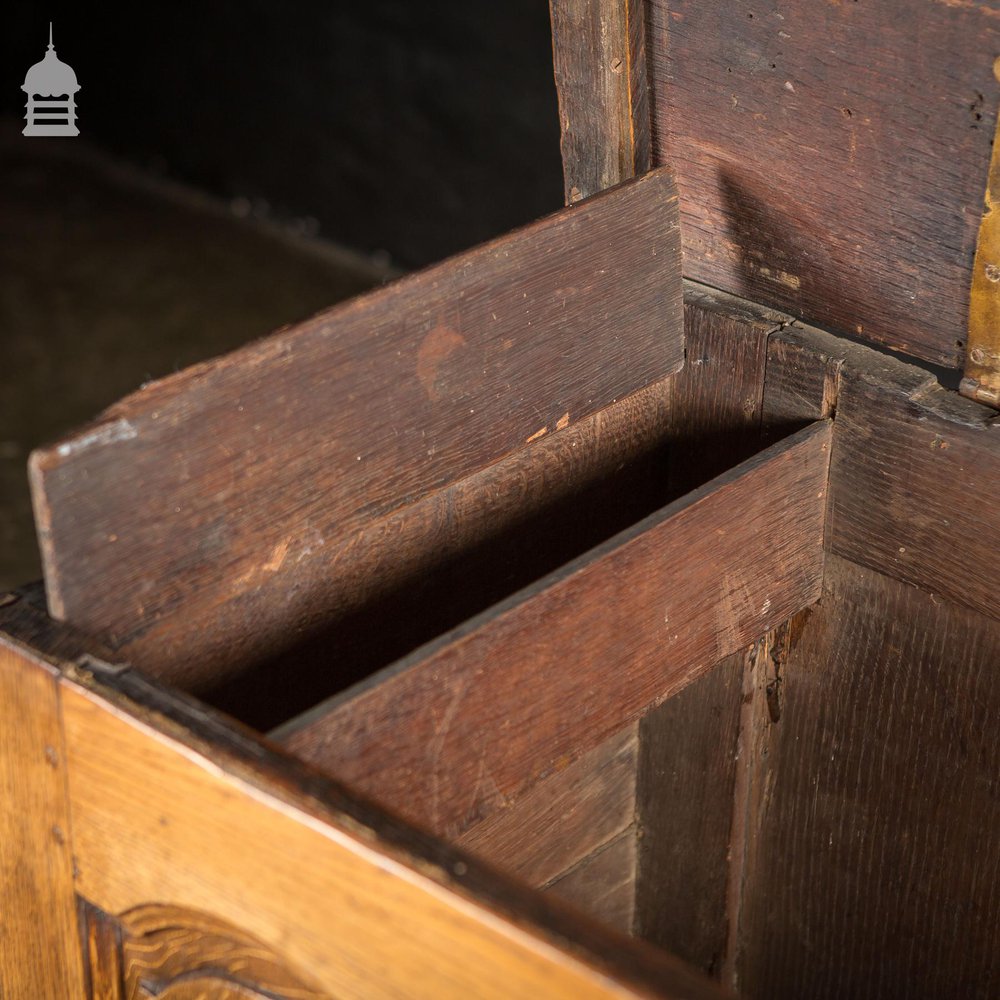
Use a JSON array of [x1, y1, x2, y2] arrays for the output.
[[645, 0, 999, 368], [280, 421, 831, 841], [30, 169, 682, 684]]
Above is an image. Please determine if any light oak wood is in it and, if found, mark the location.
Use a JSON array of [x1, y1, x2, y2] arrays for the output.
[[0, 637, 86, 998], [59, 672, 726, 1000]]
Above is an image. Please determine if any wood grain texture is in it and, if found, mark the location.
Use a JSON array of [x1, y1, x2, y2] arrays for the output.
[[760, 327, 843, 443], [545, 830, 637, 937], [280, 421, 831, 841], [80, 898, 125, 1000], [549, 0, 651, 204], [0, 636, 86, 999], [457, 725, 638, 893], [634, 651, 745, 977], [737, 555, 1000, 999], [220, 281, 782, 732], [57, 674, 727, 1000], [30, 168, 682, 688], [646, 0, 1000, 367], [118, 904, 325, 999], [826, 353, 1000, 624], [762, 320, 1000, 623], [208, 377, 679, 727], [664, 284, 785, 495]]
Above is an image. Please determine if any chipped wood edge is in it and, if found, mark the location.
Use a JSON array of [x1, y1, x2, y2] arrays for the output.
[[549, 0, 653, 204]]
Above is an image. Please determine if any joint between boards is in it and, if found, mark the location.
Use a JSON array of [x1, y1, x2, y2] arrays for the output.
[[721, 619, 801, 992]]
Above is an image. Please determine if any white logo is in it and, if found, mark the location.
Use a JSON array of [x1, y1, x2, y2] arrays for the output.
[[22, 23, 80, 137]]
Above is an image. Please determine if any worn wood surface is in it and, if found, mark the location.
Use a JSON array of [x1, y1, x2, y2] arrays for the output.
[[54, 670, 725, 1000], [457, 726, 638, 894], [549, 0, 651, 204], [760, 327, 843, 441], [0, 635, 86, 999], [280, 421, 830, 840], [640, 0, 1000, 367], [634, 652, 745, 978], [545, 830, 637, 937], [759, 321, 1000, 623], [825, 352, 1000, 624], [664, 285, 783, 494], [214, 281, 780, 732], [737, 555, 1000, 998], [211, 378, 678, 729], [30, 169, 682, 690]]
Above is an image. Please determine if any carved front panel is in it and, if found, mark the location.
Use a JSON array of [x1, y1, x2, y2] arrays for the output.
[[79, 899, 328, 1000]]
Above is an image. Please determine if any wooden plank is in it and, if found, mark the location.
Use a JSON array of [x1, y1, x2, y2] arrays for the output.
[[545, 830, 637, 937], [216, 281, 780, 731], [634, 651, 745, 977], [737, 555, 1000, 998], [825, 354, 1000, 624], [53, 670, 726, 1000], [644, 0, 1000, 367], [457, 725, 638, 892], [208, 377, 678, 726], [30, 168, 682, 687], [762, 321, 1000, 622], [0, 633, 87, 998], [665, 284, 785, 495], [549, 0, 651, 203], [280, 421, 831, 840]]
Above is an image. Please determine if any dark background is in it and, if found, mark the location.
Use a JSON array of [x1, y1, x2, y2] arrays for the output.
[[1, 1, 564, 267]]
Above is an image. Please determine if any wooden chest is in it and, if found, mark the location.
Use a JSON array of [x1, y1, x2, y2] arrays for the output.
[[4, 3, 1000, 997]]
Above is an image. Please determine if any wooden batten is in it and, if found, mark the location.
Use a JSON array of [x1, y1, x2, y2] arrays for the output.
[[29, 170, 682, 689], [549, 0, 652, 203], [277, 421, 830, 841]]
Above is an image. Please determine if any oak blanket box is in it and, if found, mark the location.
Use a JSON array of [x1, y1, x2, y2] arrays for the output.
[[4, 2, 1000, 997]]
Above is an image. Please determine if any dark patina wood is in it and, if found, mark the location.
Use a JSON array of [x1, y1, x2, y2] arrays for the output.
[[279, 421, 830, 839], [635, 652, 745, 978], [549, 0, 651, 204], [30, 170, 682, 690], [737, 556, 1000, 999], [646, 0, 1000, 368]]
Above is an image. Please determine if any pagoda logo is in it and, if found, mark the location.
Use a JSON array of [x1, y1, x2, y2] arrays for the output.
[[22, 24, 80, 137]]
